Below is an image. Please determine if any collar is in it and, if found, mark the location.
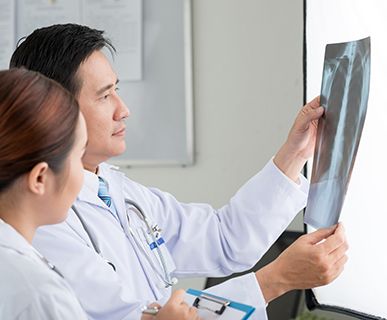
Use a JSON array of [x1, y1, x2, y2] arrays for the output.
[[77, 162, 123, 207], [0, 219, 39, 259], [0, 219, 64, 276], [80, 168, 100, 198]]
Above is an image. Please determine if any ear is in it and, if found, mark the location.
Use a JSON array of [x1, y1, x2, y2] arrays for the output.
[[27, 162, 49, 195]]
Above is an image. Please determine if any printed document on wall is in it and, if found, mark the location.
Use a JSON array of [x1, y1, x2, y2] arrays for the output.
[[16, 0, 81, 40], [83, 0, 143, 81], [0, 0, 15, 69]]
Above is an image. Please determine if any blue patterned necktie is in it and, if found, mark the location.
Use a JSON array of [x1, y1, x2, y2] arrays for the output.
[[97, 177, 118, 220]]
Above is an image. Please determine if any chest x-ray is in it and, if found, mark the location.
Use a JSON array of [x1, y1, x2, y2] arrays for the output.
[[304, 37, 370, 228]]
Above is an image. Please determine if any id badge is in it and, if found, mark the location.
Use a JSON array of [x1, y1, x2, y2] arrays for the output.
[[139, 226, 176, 275]]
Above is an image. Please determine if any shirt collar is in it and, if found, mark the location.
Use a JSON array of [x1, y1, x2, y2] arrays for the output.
[[77, 162, 117, 204], [84, 168, 99, 193]]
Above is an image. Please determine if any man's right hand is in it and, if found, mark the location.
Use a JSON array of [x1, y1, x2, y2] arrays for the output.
[[255, 223, 348, 304]]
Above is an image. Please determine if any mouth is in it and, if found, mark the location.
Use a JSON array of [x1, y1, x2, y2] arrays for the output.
[[112, 127, 126, 136]]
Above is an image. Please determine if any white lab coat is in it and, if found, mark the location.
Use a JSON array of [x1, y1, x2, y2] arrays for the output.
[[0, 219, 87, 320], [33, 159, 308, 320]]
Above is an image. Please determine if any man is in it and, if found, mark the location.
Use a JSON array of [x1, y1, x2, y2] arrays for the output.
[[10, 24, 348, 319]]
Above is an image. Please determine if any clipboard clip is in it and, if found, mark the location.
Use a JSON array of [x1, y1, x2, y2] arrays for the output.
[[193, 293, 230, 315]]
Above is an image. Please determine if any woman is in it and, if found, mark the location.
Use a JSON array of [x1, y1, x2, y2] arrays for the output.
[[0, 68, 88, 319], [0, 69, 199, 320]]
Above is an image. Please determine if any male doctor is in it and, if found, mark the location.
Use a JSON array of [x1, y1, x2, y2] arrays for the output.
[[10, 24, 348, 319]]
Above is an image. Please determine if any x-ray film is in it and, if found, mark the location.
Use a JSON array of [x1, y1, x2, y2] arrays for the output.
[[304, 37, 370, 228]]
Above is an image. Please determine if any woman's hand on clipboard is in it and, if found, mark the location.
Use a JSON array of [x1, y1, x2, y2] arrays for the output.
[[141, 289, 201, 320]]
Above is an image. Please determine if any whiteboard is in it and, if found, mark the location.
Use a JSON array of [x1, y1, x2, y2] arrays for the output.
[[113, 0, 194, 166], [10, 0, 193, 166], [305, 1, 387, 319]]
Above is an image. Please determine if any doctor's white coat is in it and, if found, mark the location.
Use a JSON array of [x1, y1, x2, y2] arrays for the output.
[[33, 159, 308, 319], [0, 220, 87, 320]]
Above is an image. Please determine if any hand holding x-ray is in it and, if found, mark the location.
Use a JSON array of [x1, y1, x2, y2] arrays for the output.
[[274, 96, 324, 182]]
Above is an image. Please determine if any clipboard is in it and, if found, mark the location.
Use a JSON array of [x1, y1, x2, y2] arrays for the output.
[[185, 289, 255, 320]]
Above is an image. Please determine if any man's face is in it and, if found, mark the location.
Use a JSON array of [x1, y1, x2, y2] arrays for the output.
[[76, 50, 130, 169]]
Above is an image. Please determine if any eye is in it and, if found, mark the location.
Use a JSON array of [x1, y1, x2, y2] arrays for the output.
[[99, 93, 110, 101]]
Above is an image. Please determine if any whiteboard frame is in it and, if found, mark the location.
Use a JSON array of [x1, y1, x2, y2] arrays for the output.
[[111, 0, 194, 168]]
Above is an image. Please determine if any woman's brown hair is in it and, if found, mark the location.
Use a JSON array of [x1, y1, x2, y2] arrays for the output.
[[0, 68, 80, 192]]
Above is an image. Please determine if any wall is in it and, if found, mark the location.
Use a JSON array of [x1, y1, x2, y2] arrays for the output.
[[119, 0, 304, 288], [123, 0, 304, 215]]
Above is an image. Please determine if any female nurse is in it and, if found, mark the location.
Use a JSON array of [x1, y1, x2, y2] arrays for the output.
[[0, 68, 199, 320], [0, 68, 89, 319]]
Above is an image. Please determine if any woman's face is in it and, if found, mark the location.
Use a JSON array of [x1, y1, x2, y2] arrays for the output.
[[43, 113, 88, 225]]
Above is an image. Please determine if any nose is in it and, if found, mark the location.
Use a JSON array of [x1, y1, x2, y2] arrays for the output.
[[114, 94, 131, 121]]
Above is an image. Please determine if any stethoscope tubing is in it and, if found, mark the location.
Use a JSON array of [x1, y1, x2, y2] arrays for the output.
[[125, 199, 173, 286], [71, 199, 175, 287]]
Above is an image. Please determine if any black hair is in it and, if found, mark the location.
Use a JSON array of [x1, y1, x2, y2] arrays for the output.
[[10, 23, 115, 96]]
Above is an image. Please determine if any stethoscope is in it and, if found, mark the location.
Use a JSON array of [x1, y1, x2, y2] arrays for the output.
[[36, 250, 65, 278], [71, 199, 178, 288]]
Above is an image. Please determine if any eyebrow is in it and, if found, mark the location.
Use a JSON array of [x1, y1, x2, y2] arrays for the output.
[[96, 79, 120, 96]]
